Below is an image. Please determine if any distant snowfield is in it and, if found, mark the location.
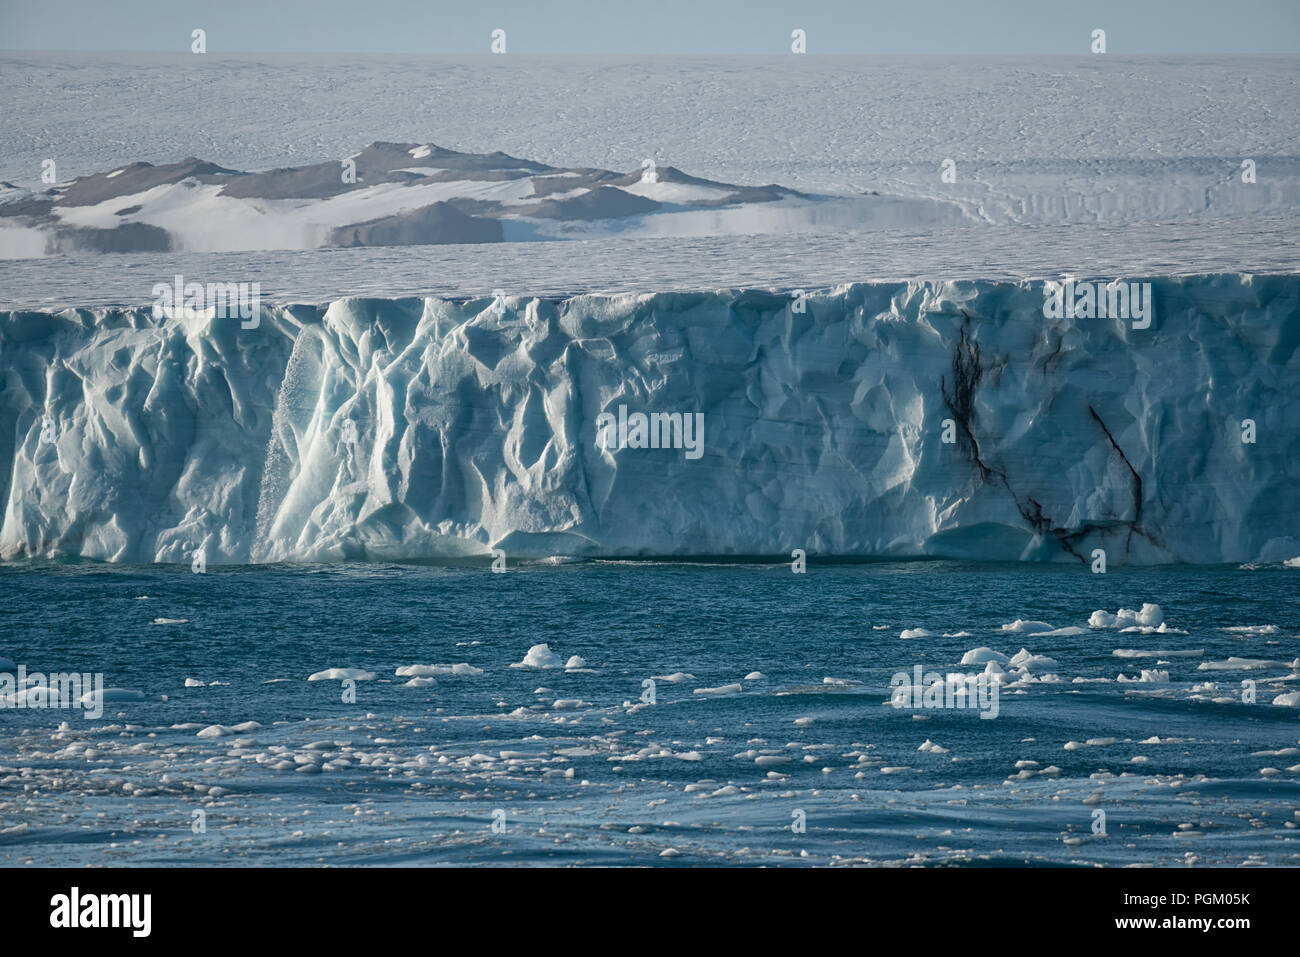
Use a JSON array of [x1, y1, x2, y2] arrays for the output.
[[0, 52, 1296, 300], [2, 53, 1295, 199]]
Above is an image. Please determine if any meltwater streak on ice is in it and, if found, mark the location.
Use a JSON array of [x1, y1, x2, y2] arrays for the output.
[[1, 277, 1297, 565], [251, 325, 321, 559]]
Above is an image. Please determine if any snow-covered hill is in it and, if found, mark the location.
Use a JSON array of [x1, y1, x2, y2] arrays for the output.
[[0, 140, 965, 256]]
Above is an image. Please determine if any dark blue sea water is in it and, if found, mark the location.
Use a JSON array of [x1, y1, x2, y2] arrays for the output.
[[1, 560, 1298, 866]]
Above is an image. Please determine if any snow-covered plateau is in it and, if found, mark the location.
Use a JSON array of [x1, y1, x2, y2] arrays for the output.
[[1, 140, 945, 257], [3, 54, 1298, 265], [2, 276, 1296, 565]]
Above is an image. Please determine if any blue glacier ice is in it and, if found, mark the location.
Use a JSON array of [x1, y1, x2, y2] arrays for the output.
[[2, 276, 1296, 565]]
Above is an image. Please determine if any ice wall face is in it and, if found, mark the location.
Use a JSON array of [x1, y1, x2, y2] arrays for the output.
[[2, 277, 1297, 565]]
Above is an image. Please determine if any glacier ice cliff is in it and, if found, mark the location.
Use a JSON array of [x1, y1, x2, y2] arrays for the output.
[[1, 276, 1297, 565]]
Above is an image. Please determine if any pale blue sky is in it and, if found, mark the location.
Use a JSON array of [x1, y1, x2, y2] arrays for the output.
[[2, 0, 1298, 53]]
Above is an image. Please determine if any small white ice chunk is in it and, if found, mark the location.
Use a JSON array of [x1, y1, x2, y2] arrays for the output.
[[515, 644, 564, 668], [307, 668, 375, 682]]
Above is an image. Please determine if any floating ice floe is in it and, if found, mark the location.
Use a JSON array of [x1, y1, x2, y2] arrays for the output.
[[1063, 738, 1119, 750], [306, 668, 375, 681], [652, 672, 694, 682], [1009, 648, 1061, 673], [983, 661, 1009, 683], [2, 685, 66, 707], [1113, 648, 1203, 658], [918, 739, 949, 754], [960, 647, 1010, 666], [1034, 626, 1087, 637], [1088, 604, 1164, 629], [1000, 620, 1055, 634], [395, 663, 484, 677], [184, 678, 204, 687], [694, 683, 744, 695], [1118, 669, 1170, 683], [151, 617, 189, 625], [197, 721, 261, 737], [1196, 657, 1288, 671], [1273, 691, 1300, 707], [1220, 625, 1281, 636], [513, 644, 564, 668], [899, 627, 933, 639]]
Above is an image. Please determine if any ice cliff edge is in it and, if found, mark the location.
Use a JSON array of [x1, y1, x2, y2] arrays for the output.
[[2, 276, 1296, 564]]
